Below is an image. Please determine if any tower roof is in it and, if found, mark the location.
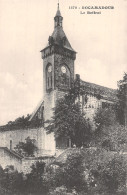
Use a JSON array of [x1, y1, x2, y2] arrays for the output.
[[51, 26, 75, 52], [47, 3, 75, 52], [41, 3, 76, 53]]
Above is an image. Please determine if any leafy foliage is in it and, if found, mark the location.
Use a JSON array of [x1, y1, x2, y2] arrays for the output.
[[62, 151, 87, 191], [0, 162, 48, 195], [46, 148, 127, 195], [0, 114, 43, 131], [0, 165, 25, 195], [0, 148, 126, 195], [46, 150, 87, 193], [117, 72, 127, 125], [49, 186, 68, 195], [94, 107, 127, 151], [94, 107, 116, 130], [83, 149, 127, 194], [49, 186, 78, 195], [14, 137, 38, 157], [102, 124, 127, 151], [46, 87, 91, 147], [25, 161, 48, 194]]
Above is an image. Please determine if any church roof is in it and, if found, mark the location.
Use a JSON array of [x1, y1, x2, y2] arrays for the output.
[[80, 79, 118, 102]]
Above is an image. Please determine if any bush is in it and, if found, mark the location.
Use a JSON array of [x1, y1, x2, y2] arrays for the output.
[[25, 161, 48, 194], [47, 148, 127, 195], [0, 165, 25, 195], [14, 136, 38, 157]]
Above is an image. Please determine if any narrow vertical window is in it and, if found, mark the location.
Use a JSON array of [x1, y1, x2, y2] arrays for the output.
[[51, 76, 52, 87], [10, 140, 12, 150], [47, 64, 52, 90], [48, 77, 49, 87]]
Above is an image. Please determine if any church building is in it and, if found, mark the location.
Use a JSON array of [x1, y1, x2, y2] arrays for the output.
[[0, 4, 126, 173]]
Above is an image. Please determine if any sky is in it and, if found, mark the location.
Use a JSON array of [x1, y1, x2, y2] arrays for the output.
[[0, 0, 126, 125]]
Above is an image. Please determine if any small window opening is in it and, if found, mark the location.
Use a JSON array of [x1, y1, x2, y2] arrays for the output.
[[51, 76, 52, 87], [10, 140, 12, 150], [48, 77, 49, 87]]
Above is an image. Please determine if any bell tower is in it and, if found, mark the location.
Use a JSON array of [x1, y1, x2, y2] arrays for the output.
[[40, 3, 76, 122]]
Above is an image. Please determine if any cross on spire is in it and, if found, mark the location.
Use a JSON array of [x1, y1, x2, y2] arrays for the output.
[[58, 0, 59, 10], [54, 0, 63, 28]]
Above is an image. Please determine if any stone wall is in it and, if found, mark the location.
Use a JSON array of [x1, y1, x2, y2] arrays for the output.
[[0, 127, 55, 156], [22, 156, 55, 174], [54, 54, 74, 90], [0, 147, 22, 172], [81, 94, 101, 119], [81, 94, 115, 128], [43, 54, 55, 93], [0, 147, 55, 174]]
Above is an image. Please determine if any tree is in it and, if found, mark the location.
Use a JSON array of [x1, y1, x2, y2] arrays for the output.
[[25, 161, 48, 194], [0, 163, 48, 195], [93, 107, 115, 150], [0, 165, 25, 195], [63, 152, 87, 191], [81, 148, 127, 195], [100, 155, 126, 194], [47, 148, 127, 195], [45, 87, 91, 147], [14, 137, 38, 157], [94, 107, 127, 151], [117, 72, 127, 125], [102, 124, 127, 152], [0, 113, 43, 131], [94, 107, 116, 131], [91, 153, 126, 194], [47, 151, 87, 193], [0, 165, 6, 195]]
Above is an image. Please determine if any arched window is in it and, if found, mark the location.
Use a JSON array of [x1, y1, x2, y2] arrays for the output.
[[46, 64, 52, 90]]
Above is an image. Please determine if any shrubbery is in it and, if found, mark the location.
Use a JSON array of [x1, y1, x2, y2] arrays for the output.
[[46, 148, 127, 195], [0, 148, 127, 194], [14, 137, 38, 157]]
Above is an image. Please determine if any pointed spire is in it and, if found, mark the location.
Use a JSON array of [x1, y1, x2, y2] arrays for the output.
[[58, 0, 59, 10], [54, 1, 63, 28], [55, 0, 61, 17]]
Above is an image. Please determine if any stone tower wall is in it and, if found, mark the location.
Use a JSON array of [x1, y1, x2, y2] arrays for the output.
[[54, 54, 75, 86]]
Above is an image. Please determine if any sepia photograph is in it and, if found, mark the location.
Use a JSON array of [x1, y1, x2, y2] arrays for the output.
[[0, 0, 127, 194]]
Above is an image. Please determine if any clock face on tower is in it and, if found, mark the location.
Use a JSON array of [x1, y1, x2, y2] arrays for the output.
[[58, 65, 70, 89], [48, 65, 52, 73], [61, 66, 66, 73]]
